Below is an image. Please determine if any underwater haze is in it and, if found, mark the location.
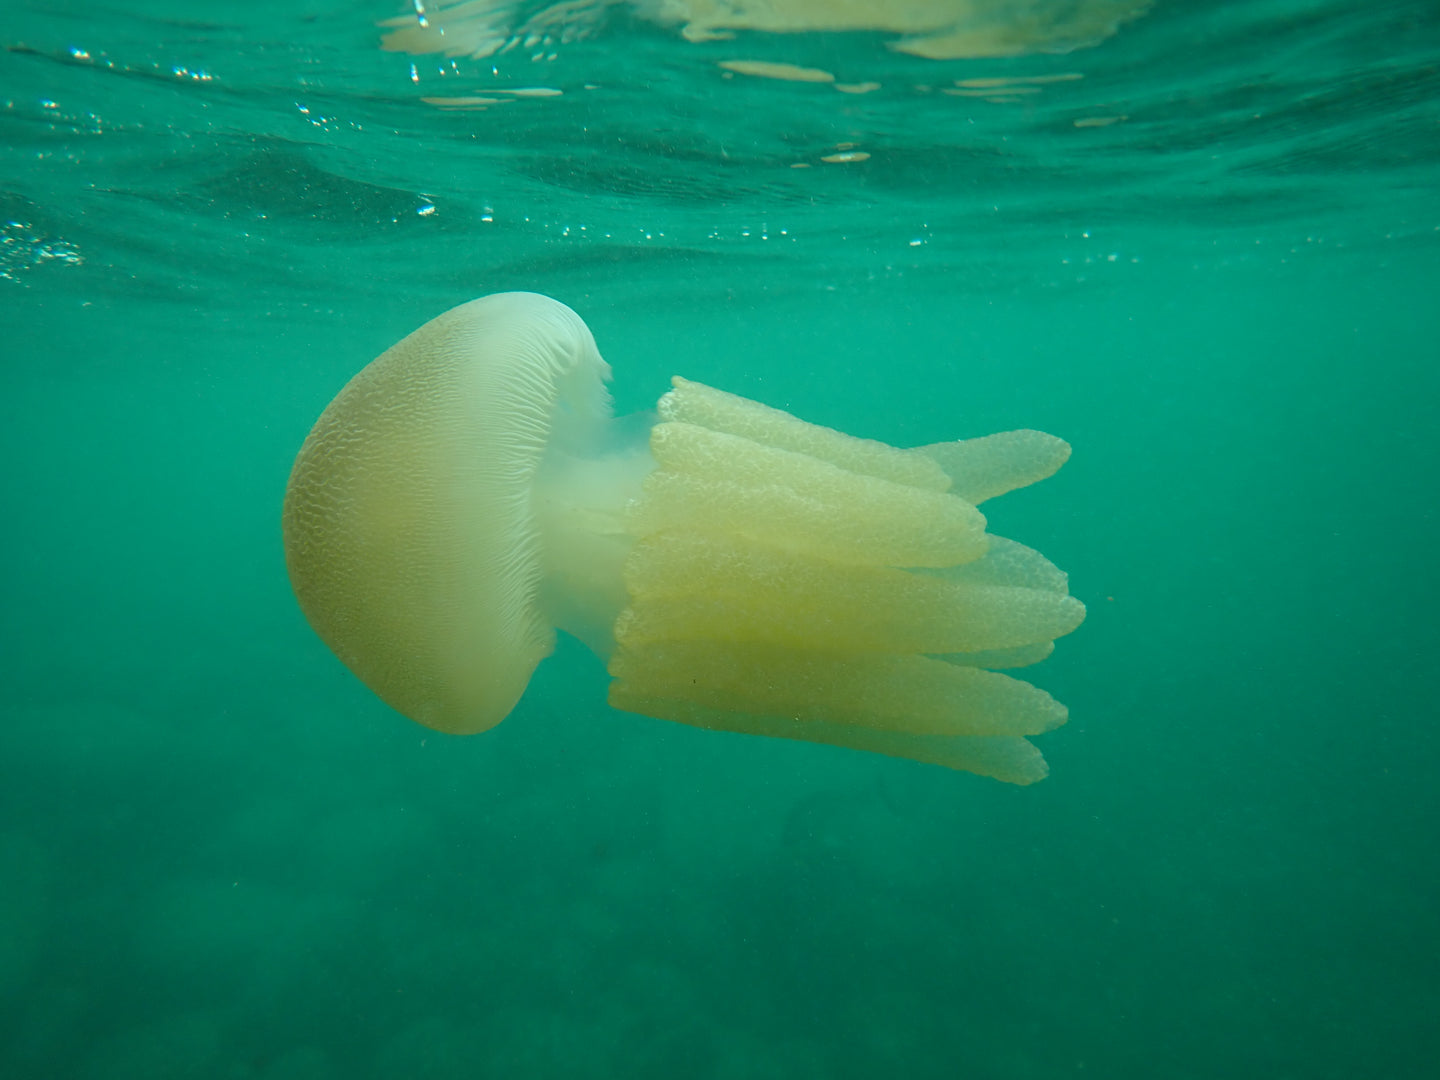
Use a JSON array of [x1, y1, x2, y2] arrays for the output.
[[3, 1, 1439, 1077]]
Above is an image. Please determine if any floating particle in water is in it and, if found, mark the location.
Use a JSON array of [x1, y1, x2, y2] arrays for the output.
[[0, 220, 84, 283], [718, 59, 835, 84]]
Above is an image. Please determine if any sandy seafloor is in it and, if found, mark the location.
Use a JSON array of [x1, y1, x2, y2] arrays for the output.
[[2, 2, 1438, 1078]]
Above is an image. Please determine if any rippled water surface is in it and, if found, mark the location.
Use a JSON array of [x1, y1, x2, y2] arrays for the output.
[[2, 2, 1438, 1078], [6, 0, 1436, 302]]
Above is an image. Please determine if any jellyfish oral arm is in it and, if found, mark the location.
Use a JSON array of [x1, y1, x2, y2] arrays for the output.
[[588, 377, 1084, 784]]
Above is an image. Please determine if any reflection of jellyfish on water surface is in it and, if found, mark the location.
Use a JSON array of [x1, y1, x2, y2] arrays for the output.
[[282, 293, 1085, 784], [379, 0, 1152, 62]]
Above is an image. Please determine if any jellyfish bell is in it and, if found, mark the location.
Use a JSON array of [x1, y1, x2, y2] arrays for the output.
[[282, 292, 1085, 783], [281, 292, 619, 734]]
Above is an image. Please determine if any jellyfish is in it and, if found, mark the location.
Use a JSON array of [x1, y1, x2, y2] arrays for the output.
[[282, 292, 1084, 783]]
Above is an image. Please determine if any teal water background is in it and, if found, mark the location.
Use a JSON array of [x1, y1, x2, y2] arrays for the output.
[[3, 1, 1438, 1077]]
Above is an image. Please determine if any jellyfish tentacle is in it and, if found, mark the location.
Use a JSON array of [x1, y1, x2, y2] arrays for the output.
[[617, 532, 1084, 655], [610, 640, 1066, 738], [919, 429, 1072, 503], [661, 377, 951, 490], [607, 688, 1052, 787], [606, 378, 1085, 782]]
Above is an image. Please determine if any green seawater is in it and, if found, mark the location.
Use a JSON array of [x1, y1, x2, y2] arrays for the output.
[[2, 1, 1438, 1077]]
